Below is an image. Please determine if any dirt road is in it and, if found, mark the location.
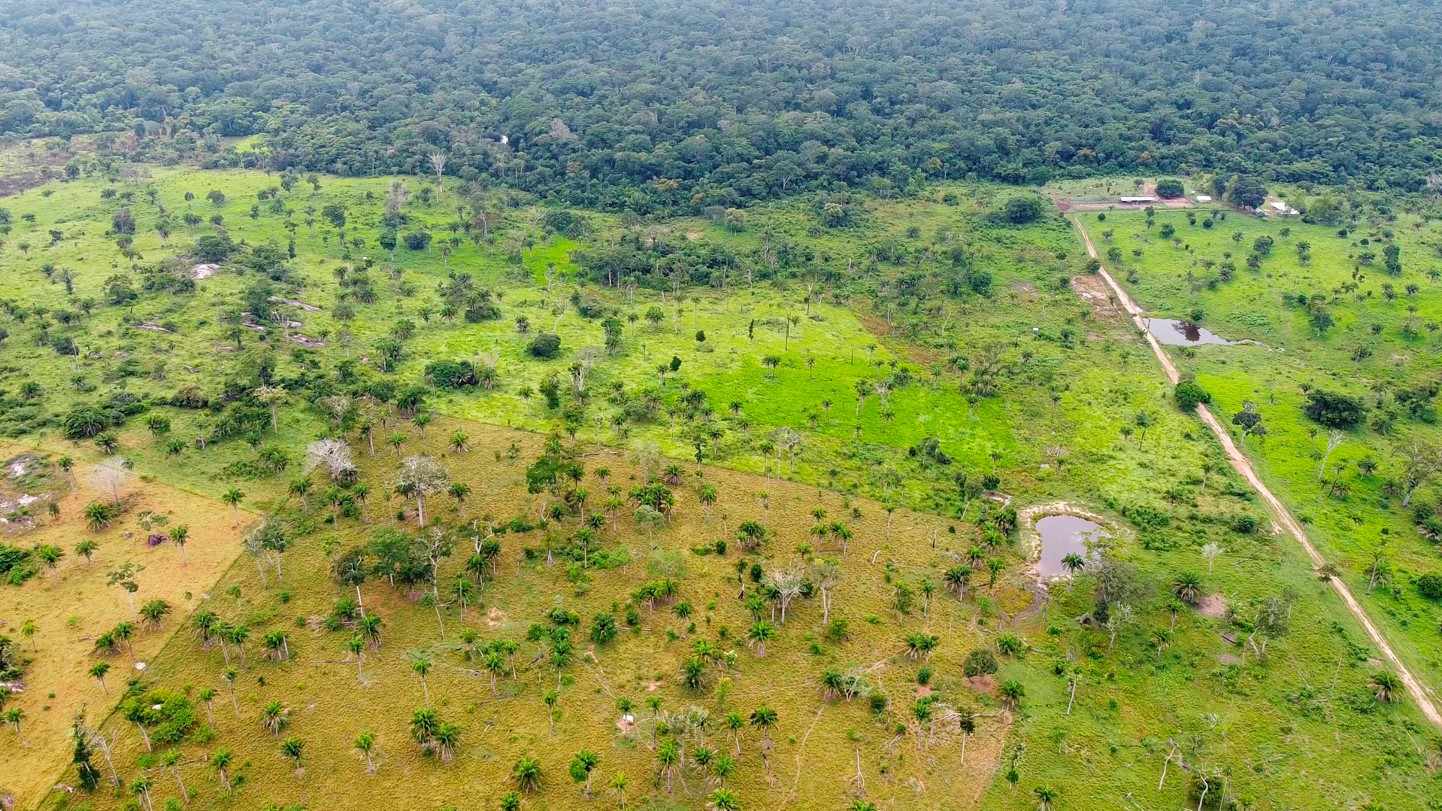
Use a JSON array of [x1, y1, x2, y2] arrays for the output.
[[1069, 217, 1442, 730]]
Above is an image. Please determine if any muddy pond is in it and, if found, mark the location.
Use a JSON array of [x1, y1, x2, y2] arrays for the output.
[[1147, 318, 1234, 346], [1035, 515, 1107, 577]]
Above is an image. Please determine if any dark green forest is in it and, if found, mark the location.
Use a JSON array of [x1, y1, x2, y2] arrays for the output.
[[2, 0, 1441, 211]]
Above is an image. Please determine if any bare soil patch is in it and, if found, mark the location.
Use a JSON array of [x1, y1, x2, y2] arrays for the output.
[[1197, 593, 1228, 619], [1071, 274, 1122, 319], [0, 453, 67, 534]]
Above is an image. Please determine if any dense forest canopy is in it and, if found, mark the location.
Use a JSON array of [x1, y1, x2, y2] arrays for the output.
[[2, 0, 1441, 211]]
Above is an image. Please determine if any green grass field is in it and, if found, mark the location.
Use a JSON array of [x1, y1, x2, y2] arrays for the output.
[[1, 166, 1438, 810], [1079, 206, 1442, 692]]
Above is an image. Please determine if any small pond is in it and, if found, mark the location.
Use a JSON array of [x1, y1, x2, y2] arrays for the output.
[[1035, 515, 1107, 578], [1148, 318, 1234, 346]]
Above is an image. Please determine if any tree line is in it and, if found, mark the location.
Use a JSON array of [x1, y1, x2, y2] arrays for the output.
[[3, 0, 1442, 212]]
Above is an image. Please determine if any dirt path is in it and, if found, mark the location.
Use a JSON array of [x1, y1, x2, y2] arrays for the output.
[[1069, 216, 1442, 730]]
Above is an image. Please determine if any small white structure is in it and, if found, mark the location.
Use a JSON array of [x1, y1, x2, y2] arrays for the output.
[[1195, 195, 1212, 203], [1269, 200, 1297, 215], [1119, 195, 1157, 204]]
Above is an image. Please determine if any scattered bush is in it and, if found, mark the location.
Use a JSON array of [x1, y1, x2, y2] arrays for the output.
[[426, 360, 480, 389], [962, 648, 998, 677], [1002, 195, 1043, 224], [1155, 178, 1185, 198], [528, 333, 561, 359], [1174, 378, 1211, 411], [1303, 389, 1365, 428], [1417, 573, 1442, 601], [193, 233, 236, 262]]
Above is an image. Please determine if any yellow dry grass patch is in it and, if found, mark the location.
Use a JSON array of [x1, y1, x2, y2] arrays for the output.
[[61, 420, 1020, 810], [0, 450, 248, 808]]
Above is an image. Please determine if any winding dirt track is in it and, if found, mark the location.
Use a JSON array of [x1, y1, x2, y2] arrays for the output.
[[1069, 216, 1442, 730]]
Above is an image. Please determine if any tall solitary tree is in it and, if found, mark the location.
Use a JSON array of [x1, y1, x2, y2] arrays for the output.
[[396, 455, 449, 527]]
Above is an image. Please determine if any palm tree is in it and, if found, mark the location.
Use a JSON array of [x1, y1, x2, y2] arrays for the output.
[[569, 750, 599, 797], [281, 737, 305, 771], [710, 753, 735, 786], [5, 707, 25, 738], [289, 477, 312, 507], [89, 662, 111, 693], [211, 748, 234, 789], [449, 430, 468, 452], [746, 621, 775, 657], [452, 577, 476, 618], [262, 701, 289, 736], [609, 771, 629, 807], [263, 630, 290, 661], [904, 632, 939, 660], [448, 481, 471, 507], [708, 788, 741, 810], [361, 614, 383, 648], [410, 652, 433, 703], [944, 565, 972, 597], [748, 705, 777, 757], [1000, 679, 1025, 709], [222, 487, 245, 511], [348, 635, 366, 681], [1061, 553, 1086, 575], [223, 668, 239, 714], [222, 623, 250, 665], [131, 776, 155, 811], [811, 558, 841, 623], [75, 538, 99, 562], [725, 711, 744, 754], [411, 708, 439, 750], [1171, 571, 1203, 606], [957, 707, 976, 764], [657, 739, 680, 792], [432, 722, 460, 763], [697, 483, 719, 523], [1371, 672, 1402, 703], [355, 731, 377, 773], [513, 755, 543, 793], [113, 621, 135, 657], [161, 748, 188, 802], [1034, 786, 1057, 811]]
